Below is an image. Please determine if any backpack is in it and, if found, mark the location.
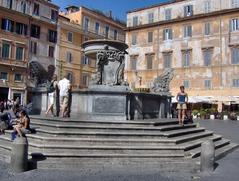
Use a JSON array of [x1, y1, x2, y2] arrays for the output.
[[47, 81, 55, 93]]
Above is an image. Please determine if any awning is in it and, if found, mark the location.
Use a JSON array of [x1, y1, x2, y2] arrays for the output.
[[172, 96, 239, 104]]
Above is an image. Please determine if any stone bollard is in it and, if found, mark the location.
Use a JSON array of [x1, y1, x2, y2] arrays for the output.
[[200, 140, 215, 174], [11, 137, 28, 173]]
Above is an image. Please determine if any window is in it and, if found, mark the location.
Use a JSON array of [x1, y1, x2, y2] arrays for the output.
[[114, 30, 118, 40], [82, 74, 89, 86], [30, 41, 37, 55], [146, 54, 153, 69], [67, 32, 73, 42], [16, 46, 24, 61], [133, 16, 138, 26], [31, 24, 40, 38], [165, 9, 172, 20], [204, 22, 211, 35], [232, 79, 239, 87], [2, 42, 10, 59], [105, 26, 109, 38], [1, 19, 14, 32], [184, 25, 192, 38], [184, 5, 193, 17], [230, 18, 239, 32], [204, 1, 211, 13], [130, 56, 137, 70], [33, 3, 39, 15], [48, 46, 54, 58], [232, 47, 239, 64], [20, 1, 26, 13], [95, 22, 100, 34], [48, 30, 57, 43], [16, 22, 28, 36], [148, 32, 153, 43], [163, 53, 172, 68], [0, 72, 8, 80], [183, 80, 189, 88], [132, 34, 137, 45], [204, 80, 212, 89], [232, 0, 239, 8], [5, 0, 12, 9], [67, 73, 73, 83], [84, 17, 89, 31], [82, 55, 89, 65], [14, 74, 22, 81], [66, 52, 73, 63], [203, 49, 212, 66], [148, 13, 154, 23], [51, 9, 58, 22], [163, 28, 173, 40], [182, 50, 191, 67]]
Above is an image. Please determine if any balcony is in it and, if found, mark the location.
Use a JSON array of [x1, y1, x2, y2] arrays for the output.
[[0, 58, 28, 68]]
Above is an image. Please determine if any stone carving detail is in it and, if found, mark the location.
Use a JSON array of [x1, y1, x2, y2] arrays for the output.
[[90, 45, 127, 86], [151, 69, 174, 93]]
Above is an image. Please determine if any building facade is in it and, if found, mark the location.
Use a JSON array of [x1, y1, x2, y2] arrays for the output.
[[125, 0, 239, 100], [0, 0, 59, 104], [57, 6, 126, 89]]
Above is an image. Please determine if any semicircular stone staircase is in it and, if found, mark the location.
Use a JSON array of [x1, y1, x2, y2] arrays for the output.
[[0, 116, 238, 173]]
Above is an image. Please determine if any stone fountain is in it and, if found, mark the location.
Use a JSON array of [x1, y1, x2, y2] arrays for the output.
[[31, 39, 173, 120]]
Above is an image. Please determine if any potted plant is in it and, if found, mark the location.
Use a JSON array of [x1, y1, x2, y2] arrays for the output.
[[199, 109, 207, 119], [209, 108, 217, 120], [222, 111, 229, 120], [192, 110, 199, 119], [236, 112, 239, 121]]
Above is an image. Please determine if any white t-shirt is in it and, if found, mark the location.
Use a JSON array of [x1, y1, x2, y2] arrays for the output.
[[58, 78, 70, 97]]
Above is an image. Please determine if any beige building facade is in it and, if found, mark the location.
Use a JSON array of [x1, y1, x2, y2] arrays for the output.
[[57, 6, 126, 89], [125, 0, 239, 100]]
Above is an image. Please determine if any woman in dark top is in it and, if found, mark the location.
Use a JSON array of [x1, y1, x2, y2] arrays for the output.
[[176, 86, 188, 125], [12, 110, 30, 138]]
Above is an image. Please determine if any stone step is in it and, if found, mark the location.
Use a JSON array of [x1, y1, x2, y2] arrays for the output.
[[31, 157, 199, 172], [174, 131, 214, 144], [0, 136, 184, 155], [179, 134, 222, 151], [215, 142, 239, 161], [185, 139, 231, 158], [0, 147, 10, 163], [30, 121, 196, 132], [21, 127, 205, 139], [31, 116, 155, 125], [25, 135, 177, 146]]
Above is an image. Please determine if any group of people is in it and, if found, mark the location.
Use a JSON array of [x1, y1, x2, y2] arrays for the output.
[[0, 102, 31, 141], [45, 74, 72, 118], [0, 99, 15, 113]]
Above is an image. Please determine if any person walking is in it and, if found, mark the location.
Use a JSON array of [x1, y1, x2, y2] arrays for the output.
[[45, 74, 59, 117], [58, 75, 71, 118], [176, 85, 188, 125]]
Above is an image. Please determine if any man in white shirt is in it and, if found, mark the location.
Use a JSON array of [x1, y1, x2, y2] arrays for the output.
[[58, 75, 71, 118]]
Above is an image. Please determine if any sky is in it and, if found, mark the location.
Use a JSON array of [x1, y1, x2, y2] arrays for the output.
[[52, 0, 168, 20]]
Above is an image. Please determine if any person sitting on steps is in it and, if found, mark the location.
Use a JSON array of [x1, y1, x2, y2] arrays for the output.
[[176, 85, 188, 126], [11, 110, 30, 140]]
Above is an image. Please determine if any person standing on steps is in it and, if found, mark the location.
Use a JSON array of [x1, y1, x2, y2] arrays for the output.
[[58, 74, 71, 118], [45, 74, 59, 117], [176, 85, 188, 125]]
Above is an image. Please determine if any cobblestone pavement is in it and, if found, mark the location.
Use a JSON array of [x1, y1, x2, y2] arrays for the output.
[[0, 119, 238, 181]]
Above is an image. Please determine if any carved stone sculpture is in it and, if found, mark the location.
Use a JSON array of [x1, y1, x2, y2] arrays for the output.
[[92, 45, 127, 86], [151, 68, 174, 93]]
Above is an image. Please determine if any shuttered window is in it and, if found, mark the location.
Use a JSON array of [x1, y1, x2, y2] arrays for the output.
[[163, 28, 173, 40]]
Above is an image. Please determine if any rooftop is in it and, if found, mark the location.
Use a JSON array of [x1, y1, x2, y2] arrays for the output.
[[127, 0, 185, 14]]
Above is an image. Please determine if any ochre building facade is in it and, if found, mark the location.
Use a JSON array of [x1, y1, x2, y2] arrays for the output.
[[125, 0, 239, 99]]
